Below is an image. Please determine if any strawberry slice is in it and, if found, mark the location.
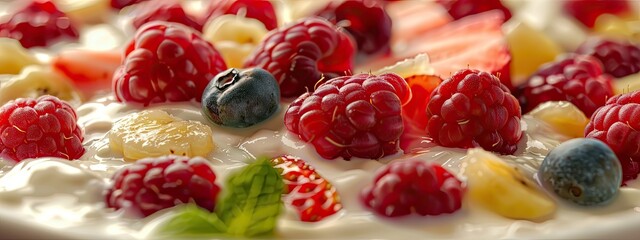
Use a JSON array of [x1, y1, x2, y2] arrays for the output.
[[386, 0, 453, 47], [360, 11, 512, 89], [270, 155, 342, 222], [52, 49, 121, 99], [400, 75, 443, 153]]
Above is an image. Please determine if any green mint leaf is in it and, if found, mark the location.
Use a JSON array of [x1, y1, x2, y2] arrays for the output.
[[216, 157, 284, 237], [157, 204, 227, 237]]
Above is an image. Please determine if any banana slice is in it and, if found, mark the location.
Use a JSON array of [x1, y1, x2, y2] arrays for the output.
[[0, 66, 81, 106], [528, 101, 589, 139], [462, 148, 556, 220], [203, 14, 268, 68], [0, 38, 40, 75], [373, 53, 435, 79], [53, 0, 110, 24], [109, 110, 215, 161]]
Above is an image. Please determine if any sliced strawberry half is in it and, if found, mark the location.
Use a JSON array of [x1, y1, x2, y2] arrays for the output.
[[400, 75, 442, 153], [270, 155, 342, 222], [52, 49, 121, 99], [360, 11, 512, 89], [386, 0, 453, 47]]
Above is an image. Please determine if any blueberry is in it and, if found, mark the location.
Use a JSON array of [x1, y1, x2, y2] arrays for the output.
[[538, 138, 622, 206], [201, 68, 280, 128]]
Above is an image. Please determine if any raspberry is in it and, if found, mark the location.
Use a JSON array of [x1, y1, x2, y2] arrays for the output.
[[585, 90, 640, 184], [437, 0, 512, 20], [131, 0, 202, 31], [111, 0, 147, 9], [315, 0, 392, 56], [0, 0, 79, 48], [244, 17, 356, 98], [361, 160, 464, 217], [105, 155, 221, 217], [113, 22, 227, 106], [563, 0, 631, 28], [576, 37, 640, 78], [427, 69, 522, 154], [284, 73, 410, 160], [0, 95, 84, 162], [515, 54, 614, 117], [202, 0, 278, 30]]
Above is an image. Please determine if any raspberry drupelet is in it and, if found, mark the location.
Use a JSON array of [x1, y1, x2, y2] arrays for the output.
[[0, 95, 84, 162], [105, 155, 221, 217], [284, 73, 411, 160], [515, 54, 614, 117], [361, 160, 465, 217], [0, 0, 79, 48], [244, 17, 356, 98], [113, 21, 227, 106], [427, 69, 522, 155], [585, 90, 640, 184]]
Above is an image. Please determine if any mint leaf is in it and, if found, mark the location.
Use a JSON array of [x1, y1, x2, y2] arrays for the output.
[[157, 204, 227, 237], [216, 158, 284, 237]]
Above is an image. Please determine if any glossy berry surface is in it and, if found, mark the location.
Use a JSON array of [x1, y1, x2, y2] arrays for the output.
[[244, 17, 356, 98], [515, 54, 614, 117], [131, 0, 202, 31], [113, 22, 227, 106], [284, 73, 410, 160], [111, 0, 147, 9], [427, 69, 522, 154], [0, 95, 84, 162], [202, 0, 278, 30], [539, 138, 621, 206], [585, 90, 640, 184], [0, 0, 79, 48], [270, 155, 342, 222], [563, 0, 631, 28], [105, 155, 221, 217], [576, 37, 640, 78], [315, 0, 392, 56], [438, 0, 512, 20], [201, 68, 280, 128], [361, 160, 464, 217]]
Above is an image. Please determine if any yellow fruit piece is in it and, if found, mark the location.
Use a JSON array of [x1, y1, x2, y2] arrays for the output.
[[593, 14, 640, 43], [203, 15, 268, 68], [53, 0, 110, 24], [0, 66, 81, 106], [463, 148, 556, 220], [528, 101, 589, 139], [109, 110, 215, 161], [0, 38, 40, 75], [505, 22, 562, 84], [613, 72, 640, 94], [373, 53, 434, 79]]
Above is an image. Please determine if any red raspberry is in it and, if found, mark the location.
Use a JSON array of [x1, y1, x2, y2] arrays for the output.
[[576, 37, 640, 78], [105, 155, 221, 217], [563, 0, 631, 28], [361, 160, 464, 217], [131, 0, 202, 31], [271, 155, 342, 222], [585, 90, 640, 184], [111, 0, 148, 9], [0, 0, 79, 48], [244, 17, 356, 98], [427, 69, 522, 154], [315, 0, 392, 56], [437, 0, 512, 20], [0, 95, 84, 162], [201, 0, 278, 30], [515, 54, 614, 117], [113, 22, 227, 106], [284, 73, 410, 160]]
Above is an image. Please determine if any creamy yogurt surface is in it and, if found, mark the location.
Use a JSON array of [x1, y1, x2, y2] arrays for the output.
[[1, 0, 640, 239], [1, 96, 640, 239]]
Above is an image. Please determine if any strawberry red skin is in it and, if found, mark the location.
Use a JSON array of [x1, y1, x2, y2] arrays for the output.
[[271, 155, 342, 222]]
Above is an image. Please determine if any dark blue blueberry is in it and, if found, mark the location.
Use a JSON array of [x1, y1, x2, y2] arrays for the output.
[[538, 138, 622, 206], [201, 68, 280, 128]]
